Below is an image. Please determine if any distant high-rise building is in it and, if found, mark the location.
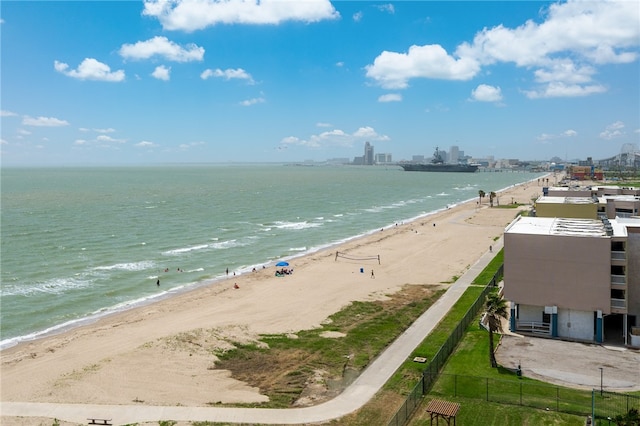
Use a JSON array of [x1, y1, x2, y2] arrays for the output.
[[375, 153, 392, 164], [364, 142, 374, 165], [449, 146, 460, 164]]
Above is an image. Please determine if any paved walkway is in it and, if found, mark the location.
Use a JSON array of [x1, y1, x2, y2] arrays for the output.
[[1, 241, 502, 425]]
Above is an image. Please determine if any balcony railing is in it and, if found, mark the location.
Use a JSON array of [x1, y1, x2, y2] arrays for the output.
[[516, 321, 550, 335], [611, 275, 626, 286], [611, 298, 626, 309], [611, 251, 626, 261]]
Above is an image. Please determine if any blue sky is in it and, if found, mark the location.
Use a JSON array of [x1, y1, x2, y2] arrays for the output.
[[1, 0, 639, 166]]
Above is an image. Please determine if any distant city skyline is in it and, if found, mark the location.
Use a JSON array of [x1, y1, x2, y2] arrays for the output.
[[1, 1, 639, 166]]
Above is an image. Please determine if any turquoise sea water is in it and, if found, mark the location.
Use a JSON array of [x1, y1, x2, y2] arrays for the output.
[[0, 164, 544, 349]]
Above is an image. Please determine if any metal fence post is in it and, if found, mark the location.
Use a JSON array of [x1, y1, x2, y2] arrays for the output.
[[487, 377, 489, 401], [520, 381, 522, 406]]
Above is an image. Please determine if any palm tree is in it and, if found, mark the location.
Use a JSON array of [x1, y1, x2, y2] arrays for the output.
[[485, 292, 508, 368], [478, 190, 486, 205], [489, 191, 496, 207]]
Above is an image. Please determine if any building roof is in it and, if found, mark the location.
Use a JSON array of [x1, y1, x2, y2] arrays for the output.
[[597, 195, 640, 203], [536, 196, 595, 205], [506, 216, 609, 237]]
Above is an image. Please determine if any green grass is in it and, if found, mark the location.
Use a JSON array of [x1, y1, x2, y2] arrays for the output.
[[494, 203, 523, 209], [411, 399, 586, 425], [402, 320, 590, 425], [472, 250, 503, 285], [429, 322, 594, 414], [214, 286, 446, 408], [382, 285, 487, 395]]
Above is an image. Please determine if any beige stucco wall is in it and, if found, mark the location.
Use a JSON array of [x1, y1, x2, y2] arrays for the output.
[[627, 227, 640, 318], [504, 233, 611, 314]]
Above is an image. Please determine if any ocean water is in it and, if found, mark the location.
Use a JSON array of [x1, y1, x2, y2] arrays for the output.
[[0, 164, 544, 349]]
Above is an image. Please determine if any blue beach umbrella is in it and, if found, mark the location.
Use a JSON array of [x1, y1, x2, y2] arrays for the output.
[[276, 261, 289, 267]]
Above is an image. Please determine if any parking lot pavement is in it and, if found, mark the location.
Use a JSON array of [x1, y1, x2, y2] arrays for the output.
[[496, 334, 640, 392]]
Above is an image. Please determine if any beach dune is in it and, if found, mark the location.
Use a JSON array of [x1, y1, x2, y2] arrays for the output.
[[1, 179, 545, 407]]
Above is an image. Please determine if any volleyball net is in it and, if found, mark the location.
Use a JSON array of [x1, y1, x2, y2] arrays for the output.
[[335, 251, 380, 264]]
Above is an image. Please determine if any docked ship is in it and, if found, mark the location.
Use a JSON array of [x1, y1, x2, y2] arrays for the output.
[[399, 147, 479, 173]]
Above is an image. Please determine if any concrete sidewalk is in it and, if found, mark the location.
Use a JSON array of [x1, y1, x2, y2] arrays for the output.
[[1, 242, 501, 425]]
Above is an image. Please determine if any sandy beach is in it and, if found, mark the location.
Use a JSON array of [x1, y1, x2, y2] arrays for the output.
[[1, 177, 545, 408]]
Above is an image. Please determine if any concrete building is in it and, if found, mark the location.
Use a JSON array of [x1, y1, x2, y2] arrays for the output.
[[535, 196, 598, 219], [375, 153, 392, 164], [539, 186, 640, 219], [449, 146, 459, 164], [503, 216, 640, 346], [364, 142, 374, 165]]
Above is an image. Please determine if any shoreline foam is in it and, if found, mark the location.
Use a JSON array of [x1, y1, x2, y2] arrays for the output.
[[0, 177, 542, 351], [1, 175, 549, 407]]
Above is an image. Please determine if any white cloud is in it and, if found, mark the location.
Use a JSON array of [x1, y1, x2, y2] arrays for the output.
[[281, 126, 389, 149], [367, 0, 639, 97], [94, 128, 116, 133], [136, 141, 157, 148], [178, 141, 205, 150], [143, 0, 339, 31], [22, 116, 69, 127], [316, 122, 332, 128], [1, 110, 18, 117], [54, 59, 125, 82], [523, 82, 606, 99], [120, 36, 204, 62], [239, 97, 265, 106], [97, 134, 125, 144], [365, 44, 480, 89], [600, 121, 625, 140], [152, 65, 171, 81], [74, 139, 87, 145], [353, 11, 363, 22], [537, 129, 579, 141], [201, 68, 254, 83], [17, 129, 31, 136], [378, 93, 402, 103], [375, 4, 394, 14], [470, 84, 503, 102]]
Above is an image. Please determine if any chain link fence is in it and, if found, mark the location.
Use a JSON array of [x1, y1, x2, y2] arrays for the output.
[[593, 390, 640, 424], [387, 280, 494, 426]]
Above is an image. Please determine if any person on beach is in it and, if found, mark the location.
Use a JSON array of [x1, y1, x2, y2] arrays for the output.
[[490, 245, 493, 252], [226, 268, 229, 275], [233, 283, 239, 289], [371, 269, 375, 279], [156, 279, 160, 287]]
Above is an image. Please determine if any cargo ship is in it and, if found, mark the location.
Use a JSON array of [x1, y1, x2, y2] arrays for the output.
[[399, 147, 479, 173]]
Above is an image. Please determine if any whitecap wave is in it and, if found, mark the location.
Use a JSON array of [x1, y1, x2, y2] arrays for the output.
[[94, 260, 156, 271], [271, 221, 322, 230], [3, 276, 95, 297]]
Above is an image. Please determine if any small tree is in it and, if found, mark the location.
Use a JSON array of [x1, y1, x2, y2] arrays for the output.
[[485, 292, 508, 368], [489, 191, 496, 207], [614, 407, 639, 425], [478, 190, 486, 205]]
